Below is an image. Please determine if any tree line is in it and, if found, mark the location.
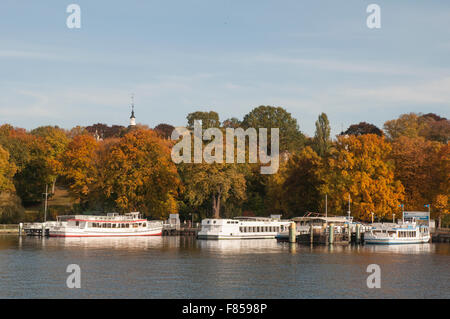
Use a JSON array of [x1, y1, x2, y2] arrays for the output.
[[0, 107, 448, 226]]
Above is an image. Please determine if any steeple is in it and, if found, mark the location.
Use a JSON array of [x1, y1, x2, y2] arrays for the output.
[[129, 94, 136, 126]]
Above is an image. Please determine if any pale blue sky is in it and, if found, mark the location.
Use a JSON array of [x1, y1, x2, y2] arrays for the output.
[[0, 0, 449, 136]]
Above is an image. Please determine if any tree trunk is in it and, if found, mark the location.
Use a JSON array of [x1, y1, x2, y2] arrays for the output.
[[52, 178, 56, 194], [212, 193, 221, 219]]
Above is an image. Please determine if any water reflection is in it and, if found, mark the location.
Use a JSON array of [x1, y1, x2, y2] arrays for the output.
[[195, 238, 284, 254], [364, 243, 434, 254]]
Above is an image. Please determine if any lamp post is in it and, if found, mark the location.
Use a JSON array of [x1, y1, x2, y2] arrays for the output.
[[371, 212, 374, 224]]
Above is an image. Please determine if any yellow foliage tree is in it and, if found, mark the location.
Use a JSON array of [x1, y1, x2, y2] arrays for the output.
[[323, 134, 404, 221], [102, 129, 181, 219]]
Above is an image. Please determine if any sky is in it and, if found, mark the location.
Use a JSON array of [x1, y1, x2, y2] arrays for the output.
[[0, 0, 449, 137]]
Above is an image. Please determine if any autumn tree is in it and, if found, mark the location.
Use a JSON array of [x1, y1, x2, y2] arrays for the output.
[[384, 112, 448, 143], [0, 146, 16, 193], [102, 129, 181, 219], [0, 125, 53, 204], [312, 113, 331, 157], [86, 123, 126, 139], [390, 136, 443, 210], [154, 123, 175, 139], [60, 134, 100, 207], [323, 134, 404, 221], [222, 117, 241, 129], [180, 163, 246, 219], [31, 126, 69, 193], [344, 122, 383, 137], [434, 195, 449, 229], [266, 147, 324, 217]]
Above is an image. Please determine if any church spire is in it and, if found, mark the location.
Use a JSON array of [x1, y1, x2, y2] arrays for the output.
[[129, 93, 136, 126]]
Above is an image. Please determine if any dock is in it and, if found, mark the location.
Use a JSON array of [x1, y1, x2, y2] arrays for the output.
[[162, 223, 199, 236], [431, 228, 450, 243]]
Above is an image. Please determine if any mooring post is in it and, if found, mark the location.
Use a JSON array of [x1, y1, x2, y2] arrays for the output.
[[310, 223, 314, 244], [356, 224, 361, 244], [347, 224, 351, 243], [19, 223, 23, 236], [329, 223, 334, 245], [41, 222, 46, 237], [289, 222, 296, 243]]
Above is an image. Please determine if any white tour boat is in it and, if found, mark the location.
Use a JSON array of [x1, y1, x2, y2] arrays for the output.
[[49, 212, 163, 237], [197, 216, 291, 240], [364, 211, 430, 245]]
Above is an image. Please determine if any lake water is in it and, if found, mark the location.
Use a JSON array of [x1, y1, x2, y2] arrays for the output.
[[0, 235, 449, 298]]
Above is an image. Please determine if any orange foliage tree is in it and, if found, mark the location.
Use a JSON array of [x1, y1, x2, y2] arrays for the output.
[[102, 129, 181, 219], [60, 134, 100, 206], [322, 134, 404, 221], [390, 136, 444, 210]]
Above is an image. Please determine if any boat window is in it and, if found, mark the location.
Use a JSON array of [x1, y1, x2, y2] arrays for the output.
[[75, 221, 79, 227], [240, 227, 243, 232], [112, 224, 116, 228], [143, 223, 146, 227]]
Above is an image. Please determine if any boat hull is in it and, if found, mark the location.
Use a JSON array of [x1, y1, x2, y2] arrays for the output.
[[364, 236, 430, 245], [49, 228, 162, 237], [197, 234, 276, 240]]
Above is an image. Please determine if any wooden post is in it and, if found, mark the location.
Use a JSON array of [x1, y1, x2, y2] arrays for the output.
[[347, 224, 351, 243], [356, 224, 361, 244], [19, 223, 23, 236], [310, 223, 314, 244], [329, 223, 334, 245], [289, 222, 296, 243], [42, 222, 46, 237]]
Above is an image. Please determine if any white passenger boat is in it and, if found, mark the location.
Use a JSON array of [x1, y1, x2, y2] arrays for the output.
[[364, 211, 430, 245], [197, 216, 291, 240], [49, 212, 163, 237]]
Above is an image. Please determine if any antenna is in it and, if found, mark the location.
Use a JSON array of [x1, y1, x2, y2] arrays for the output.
[[131, 93, 135, 113]]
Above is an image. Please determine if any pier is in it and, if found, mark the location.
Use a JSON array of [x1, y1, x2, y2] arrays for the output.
[[431, 228, 450, 243], [162, 222, 199, 236]]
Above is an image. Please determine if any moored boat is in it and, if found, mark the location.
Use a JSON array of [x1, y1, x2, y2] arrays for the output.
[[197, 216, 290, 240], [364, 211, 430, 244], [49, 212, 163, 237]]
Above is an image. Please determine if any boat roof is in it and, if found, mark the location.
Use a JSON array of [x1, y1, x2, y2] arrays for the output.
[[291, 216, 350, 223]]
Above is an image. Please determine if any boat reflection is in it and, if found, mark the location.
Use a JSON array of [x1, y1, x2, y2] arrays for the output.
[[48, 236, 164, 250], [363, 243, 434, 254], [195, 238, 284, 254]]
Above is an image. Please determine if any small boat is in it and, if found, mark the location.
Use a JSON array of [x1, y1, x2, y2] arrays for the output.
[[49, 212, 163, 237], [364, 211, 430, 244], [197, 216, 291, 240]]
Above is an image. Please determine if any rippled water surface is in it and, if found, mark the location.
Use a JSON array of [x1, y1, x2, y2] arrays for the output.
[[0, 235, 449, 298]]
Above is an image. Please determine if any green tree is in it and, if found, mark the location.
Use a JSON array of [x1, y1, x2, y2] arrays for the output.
[[242, 105, 305, 152], [180, 163, 246, 219], [187, 111, 220, 130], [31, 126, 69, 193], [312, 113, 331, 157], [267, 147, 324, 217]]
